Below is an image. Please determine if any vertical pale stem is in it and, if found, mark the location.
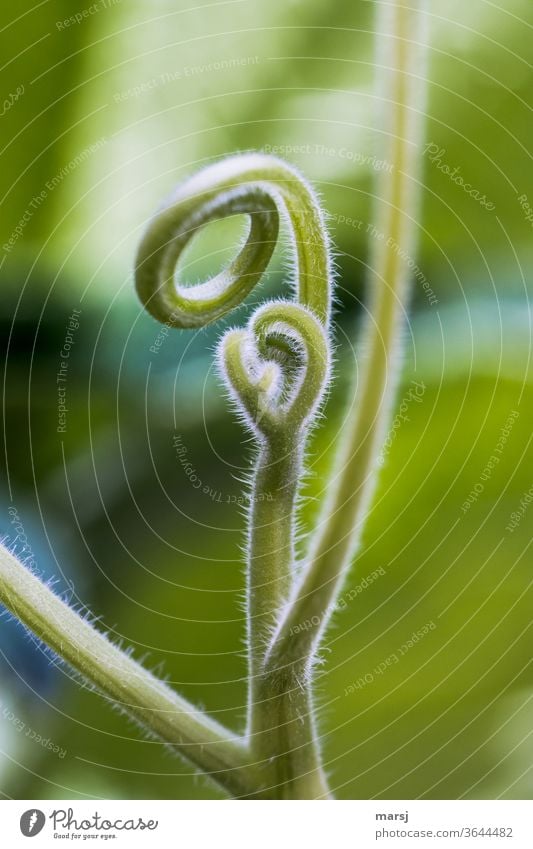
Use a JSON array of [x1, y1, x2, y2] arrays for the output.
[[247, 438, 298, 687], [247, 436, 329, 797], [266, 0, 429, 689]]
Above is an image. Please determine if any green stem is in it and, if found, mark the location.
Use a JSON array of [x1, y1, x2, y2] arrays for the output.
[[266, 0, 429, 679], [247, 437, 298, 689], [0, 0, 428, 801], [0, 542, 261, 798], [250, 664, 330, 799], [247, 436, 329, 798], [219, 302, 331, 796]]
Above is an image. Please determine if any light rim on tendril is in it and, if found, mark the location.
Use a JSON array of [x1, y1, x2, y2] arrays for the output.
[[134, 152, 333, 330]]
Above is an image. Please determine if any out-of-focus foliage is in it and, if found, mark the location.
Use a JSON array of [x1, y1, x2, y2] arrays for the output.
[[0, 0, 531, 799]]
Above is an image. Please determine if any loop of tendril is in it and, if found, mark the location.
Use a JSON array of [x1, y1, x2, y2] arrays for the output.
[[135, 153, 332, 330], [219, 301, 330, 439]]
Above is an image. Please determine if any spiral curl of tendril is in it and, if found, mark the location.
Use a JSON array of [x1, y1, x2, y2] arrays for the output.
[[219, 301, 330, 440], [135, 152, 334, 797], [135, 152, 333, 331], [0, 0, 430, 800]]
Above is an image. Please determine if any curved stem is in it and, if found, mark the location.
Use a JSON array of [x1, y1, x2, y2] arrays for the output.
[[0, 542, 263, 798], [0, 2, 429, 801], [266, 0, 429, 680], [2, 155, 334, 801]]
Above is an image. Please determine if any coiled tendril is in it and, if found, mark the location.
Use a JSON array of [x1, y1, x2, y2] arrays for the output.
[[135, 152, 332, 328], [135, 152, 334, 797], [135, 153, 333, 438], [220, 301, 330, 440]]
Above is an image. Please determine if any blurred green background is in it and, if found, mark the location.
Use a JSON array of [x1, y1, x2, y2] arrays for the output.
[[0, 0, 531, 800]]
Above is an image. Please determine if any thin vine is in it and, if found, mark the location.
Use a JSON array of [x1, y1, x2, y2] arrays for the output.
[[0, 0, 428, 801]]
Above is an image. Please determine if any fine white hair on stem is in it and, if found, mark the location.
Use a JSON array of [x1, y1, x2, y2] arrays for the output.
[[0, 0, 429, 799], [0, 540, 262, 798]]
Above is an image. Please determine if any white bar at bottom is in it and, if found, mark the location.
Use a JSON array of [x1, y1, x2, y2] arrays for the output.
[[2, 799, 532, 847]]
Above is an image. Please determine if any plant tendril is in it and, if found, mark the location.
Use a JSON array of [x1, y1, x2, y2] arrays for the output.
[[135, 152, 334, 797], [135, 153, 332, 328]]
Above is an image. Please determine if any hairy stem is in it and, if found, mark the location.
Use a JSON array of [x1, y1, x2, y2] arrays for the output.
[[266, 0, 429, 684], [247, 437, 329, 798], [0, 542, 263, 798], [0, 1, 429, 802], [220, 302, 331, 795], [250, 664, 330, 799], [247, 436, 298, 697]]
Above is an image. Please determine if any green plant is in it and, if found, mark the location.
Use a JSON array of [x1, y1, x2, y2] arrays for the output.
[[0, 0, 428, 799]]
